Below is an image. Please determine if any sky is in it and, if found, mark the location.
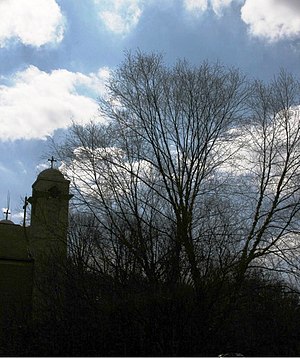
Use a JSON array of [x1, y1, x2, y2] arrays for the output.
[[1, 0, 300, 222]]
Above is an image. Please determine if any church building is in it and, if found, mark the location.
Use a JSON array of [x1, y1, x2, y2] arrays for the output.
[[0, 163, 72, 326]]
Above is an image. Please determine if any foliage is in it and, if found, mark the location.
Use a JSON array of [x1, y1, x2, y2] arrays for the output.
[[2, 265, 300, 356]]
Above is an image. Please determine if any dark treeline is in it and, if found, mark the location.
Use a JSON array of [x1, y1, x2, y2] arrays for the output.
[[1, 251, 300, 356], [3, 51, 300, 356]]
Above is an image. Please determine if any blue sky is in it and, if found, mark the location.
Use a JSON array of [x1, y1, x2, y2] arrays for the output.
[[1, 0, 300, 222]]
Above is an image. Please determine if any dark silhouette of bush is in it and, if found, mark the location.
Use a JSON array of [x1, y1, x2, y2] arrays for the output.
[[2, 268, 300, 357]]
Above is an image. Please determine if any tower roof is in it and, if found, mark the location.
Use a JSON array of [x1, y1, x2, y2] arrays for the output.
[[37, 168, 65, 181], [0, 219, 14, 225]]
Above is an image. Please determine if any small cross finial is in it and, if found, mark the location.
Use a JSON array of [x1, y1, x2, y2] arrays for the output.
[[48, 156, 57, 169], [3, 207, 10, 220]]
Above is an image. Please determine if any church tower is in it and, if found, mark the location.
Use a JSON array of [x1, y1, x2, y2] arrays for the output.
[[27, 163, 72, 318], [28, 166, 72, 259]]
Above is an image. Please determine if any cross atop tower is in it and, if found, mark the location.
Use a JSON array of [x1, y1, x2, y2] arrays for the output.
[[48, 156, 57, 169], [3, 207, 10, 220]]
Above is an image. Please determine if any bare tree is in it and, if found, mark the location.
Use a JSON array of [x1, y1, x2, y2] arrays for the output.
[[229, 70, 300, 288], [55, 52, 249, 292], [99, 52, 249, 288], [55, 53, 300, 299]]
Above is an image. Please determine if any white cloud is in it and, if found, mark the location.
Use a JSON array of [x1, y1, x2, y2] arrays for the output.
[[60, 145, 155, 202], [211, 0, 236, 15], [184, 0, 208, 12], [0, 0, 65, 47], [183, 0, 236, 15], [183, 0, 300, 39], [241, 0, 300, 42], [94, 0, 143, 35], [0, 66, 110, 141], [36, 163, 49, 173]]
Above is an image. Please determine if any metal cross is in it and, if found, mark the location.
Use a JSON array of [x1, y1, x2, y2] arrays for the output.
[[48, 156, 57, 169], [3, 207, 10, 220]]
